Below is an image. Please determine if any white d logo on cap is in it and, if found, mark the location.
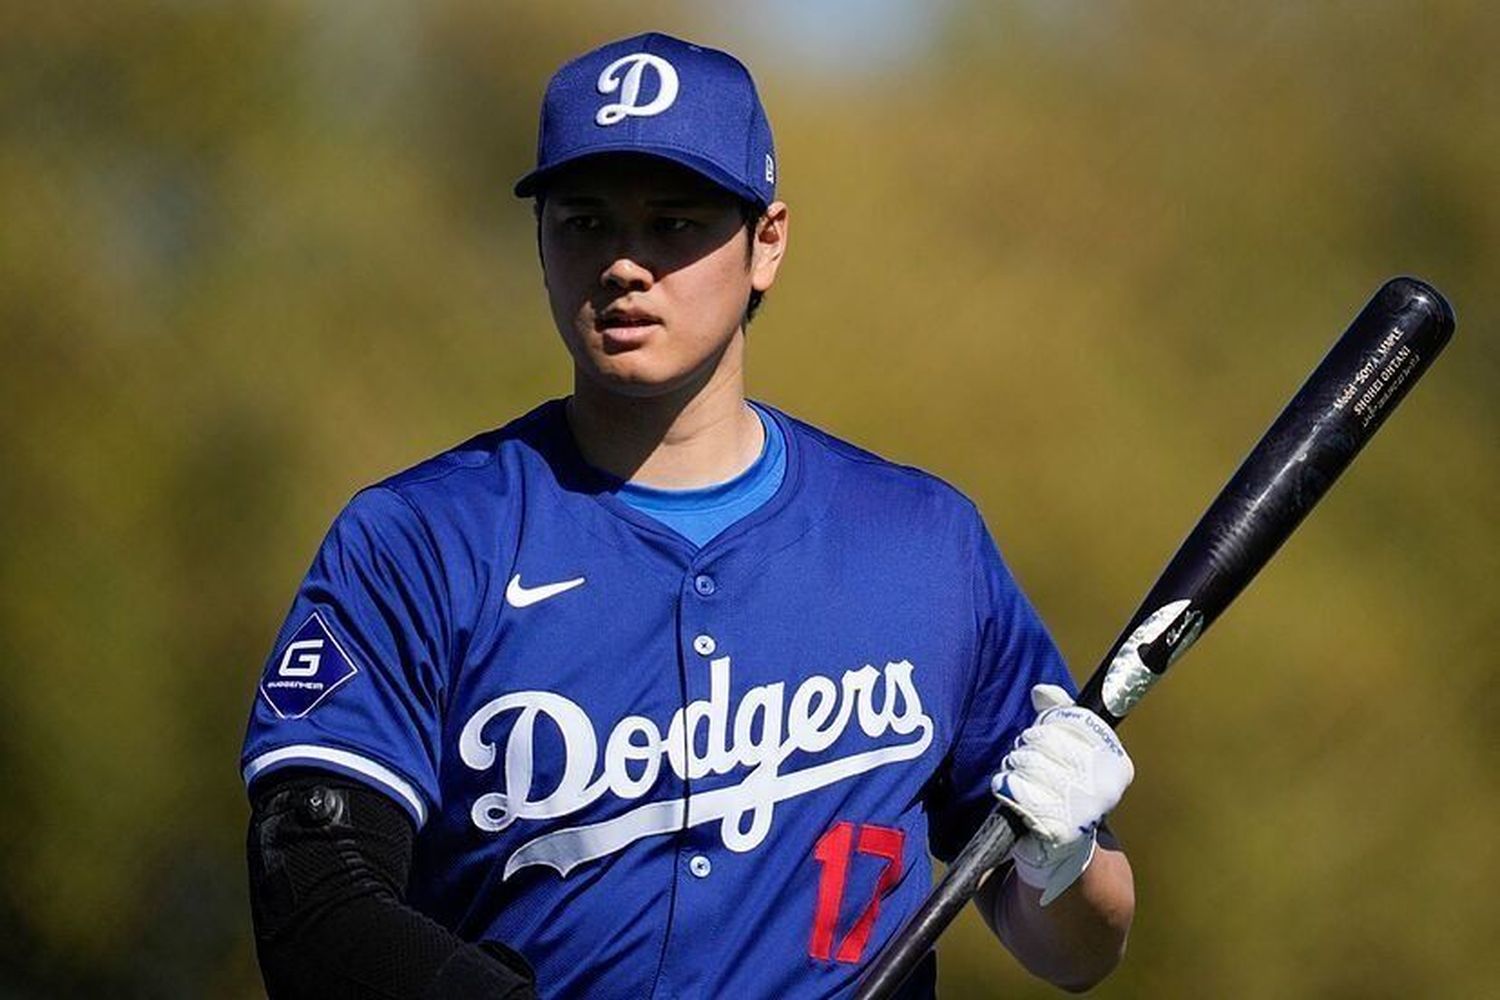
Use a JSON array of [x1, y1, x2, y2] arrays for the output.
[[596, 53, 679, 126]]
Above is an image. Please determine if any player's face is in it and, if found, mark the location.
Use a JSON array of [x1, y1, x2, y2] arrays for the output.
[[538, 155, 786, 399]]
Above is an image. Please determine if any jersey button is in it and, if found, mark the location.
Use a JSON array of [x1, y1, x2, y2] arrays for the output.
[[692, 634, 716, 656], [688, 854, 712, 878], [693, 574, 716, 596]]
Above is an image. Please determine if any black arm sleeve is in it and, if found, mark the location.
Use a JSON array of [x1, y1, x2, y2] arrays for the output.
[[247, 769, 536, 1000]]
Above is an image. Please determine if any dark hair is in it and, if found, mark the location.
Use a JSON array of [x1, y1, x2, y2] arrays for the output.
[[532, 194, 768, 325]]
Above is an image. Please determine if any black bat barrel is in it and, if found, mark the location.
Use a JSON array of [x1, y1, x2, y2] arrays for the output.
[[1077, 276, 1455, 724]]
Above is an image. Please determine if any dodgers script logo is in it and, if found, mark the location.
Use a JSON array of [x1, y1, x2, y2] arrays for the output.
[[595, 52, 679, 126], [459, 655, 933, 879]]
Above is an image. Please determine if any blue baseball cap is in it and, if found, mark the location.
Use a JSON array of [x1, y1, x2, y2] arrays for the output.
[[514, 32, 777, 206]]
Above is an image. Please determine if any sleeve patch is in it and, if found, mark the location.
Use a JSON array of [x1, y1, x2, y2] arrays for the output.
[[260, 611, 361, 719]]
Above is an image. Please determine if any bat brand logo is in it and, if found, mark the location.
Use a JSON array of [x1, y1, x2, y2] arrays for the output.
[[1101, 600, 1201, 718], [595, 53, 679, 126], [1161, 607, 1204, 652], [459, 654, 933, 879]]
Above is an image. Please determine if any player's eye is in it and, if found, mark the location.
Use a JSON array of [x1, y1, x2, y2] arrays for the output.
[[654, 217, 696, 234], [560, 214, 602, 233]]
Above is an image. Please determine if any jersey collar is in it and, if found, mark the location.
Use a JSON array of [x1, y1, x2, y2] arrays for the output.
[[525, 397, 824, 563]]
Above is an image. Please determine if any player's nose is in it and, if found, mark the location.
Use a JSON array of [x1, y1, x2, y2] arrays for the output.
[[600, 254, 654, 293]]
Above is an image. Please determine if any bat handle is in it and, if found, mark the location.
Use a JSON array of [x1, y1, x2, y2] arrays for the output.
[[855, 679, 1122, 1000], [853, 805, 1028, 1000]]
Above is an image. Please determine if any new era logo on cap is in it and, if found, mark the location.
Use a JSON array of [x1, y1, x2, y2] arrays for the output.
[[515, 32, 777, 207]]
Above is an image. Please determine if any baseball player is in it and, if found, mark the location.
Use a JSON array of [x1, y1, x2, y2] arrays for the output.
[[243, 32, 1135, 999]]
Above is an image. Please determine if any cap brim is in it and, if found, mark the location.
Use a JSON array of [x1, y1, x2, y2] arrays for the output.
[[513, 146, 767, 206]]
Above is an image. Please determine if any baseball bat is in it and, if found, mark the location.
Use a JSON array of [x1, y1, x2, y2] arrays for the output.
[[854, 276, 1456, 1000]]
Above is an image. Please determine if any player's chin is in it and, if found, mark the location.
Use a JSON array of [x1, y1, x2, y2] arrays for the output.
[[581, 356, 694, 398]]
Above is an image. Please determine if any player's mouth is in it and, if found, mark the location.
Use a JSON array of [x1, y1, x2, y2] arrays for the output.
[[595, 308, 663, 347]]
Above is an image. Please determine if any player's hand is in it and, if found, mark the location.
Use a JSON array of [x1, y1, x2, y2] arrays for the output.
[[990, 684, 1134, 906]]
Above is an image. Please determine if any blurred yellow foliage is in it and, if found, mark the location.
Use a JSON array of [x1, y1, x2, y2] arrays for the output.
[[0, 2, 1494, 995]]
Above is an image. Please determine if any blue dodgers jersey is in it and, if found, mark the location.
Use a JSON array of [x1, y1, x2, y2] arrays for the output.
[[241, 399, 1075, 999]]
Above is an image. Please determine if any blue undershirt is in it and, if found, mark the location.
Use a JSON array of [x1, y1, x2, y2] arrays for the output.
[[612, 403, 786, 547]]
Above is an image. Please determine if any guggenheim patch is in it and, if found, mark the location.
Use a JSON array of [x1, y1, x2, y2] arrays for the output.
[[260, 611, 360, 719]]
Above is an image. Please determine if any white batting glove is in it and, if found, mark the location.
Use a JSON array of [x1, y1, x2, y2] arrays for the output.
[[990, 684, 1134, 906]]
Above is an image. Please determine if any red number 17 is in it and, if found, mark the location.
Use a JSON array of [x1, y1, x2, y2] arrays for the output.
[[809, 821, 906, 964]]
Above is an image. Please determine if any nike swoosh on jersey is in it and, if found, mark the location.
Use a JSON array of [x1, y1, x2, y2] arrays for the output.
[[506, 573, 586, 608]]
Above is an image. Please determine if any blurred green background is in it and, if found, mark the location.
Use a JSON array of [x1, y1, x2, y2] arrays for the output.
[[2, 1, 1495, 996]]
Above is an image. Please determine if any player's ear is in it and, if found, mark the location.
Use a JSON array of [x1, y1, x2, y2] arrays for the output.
[[750, 201, 788, 293]]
